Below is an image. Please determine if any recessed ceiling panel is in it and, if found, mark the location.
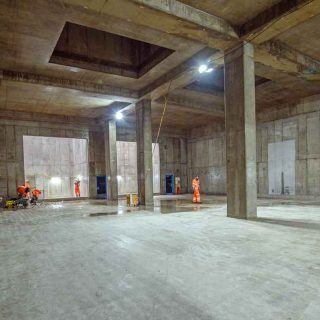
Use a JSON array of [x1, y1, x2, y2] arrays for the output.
[[50, 22, 174, 79]]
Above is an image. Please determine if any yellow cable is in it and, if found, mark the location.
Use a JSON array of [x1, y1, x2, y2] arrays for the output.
[[152, 80, 172, 157]]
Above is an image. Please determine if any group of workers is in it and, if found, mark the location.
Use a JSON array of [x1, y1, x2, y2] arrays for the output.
[[17, 180, 42, 207], [18, 179, 81, 200], [16, 177, 197, 204]]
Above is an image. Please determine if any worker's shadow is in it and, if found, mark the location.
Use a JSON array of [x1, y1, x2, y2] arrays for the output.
[[252, 217, 320, 231]]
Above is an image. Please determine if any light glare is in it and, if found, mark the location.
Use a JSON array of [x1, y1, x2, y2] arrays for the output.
[[198, 65, 214, 74], [115, 112, 123, 120], [198, 65, 208, 73], [50, 177, 61, 184]]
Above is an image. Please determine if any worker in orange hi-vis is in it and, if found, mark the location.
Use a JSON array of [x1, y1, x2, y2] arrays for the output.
[[23, 180, 32, 199], [74, 179, 81, 197], [192, 176, 201, 203]]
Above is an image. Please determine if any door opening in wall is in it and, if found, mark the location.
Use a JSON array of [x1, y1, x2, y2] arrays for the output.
[[166, 174, 175, 194], [268, 140, 295, 195], [96, 176, 107, 199], [23, 136, 89, 199]]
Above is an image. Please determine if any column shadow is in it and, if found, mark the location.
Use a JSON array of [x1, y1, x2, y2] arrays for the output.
[[252, 217, 320, 231]]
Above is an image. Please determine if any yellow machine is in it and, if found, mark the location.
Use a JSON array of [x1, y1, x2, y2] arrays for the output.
[[5, 200, 16, 209], [126, 194, 139, 207]]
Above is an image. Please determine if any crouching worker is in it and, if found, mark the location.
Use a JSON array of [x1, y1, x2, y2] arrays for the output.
[[31, 189, 42, 206], [16, 185, 29, 208], [192, 176, 201, 204]]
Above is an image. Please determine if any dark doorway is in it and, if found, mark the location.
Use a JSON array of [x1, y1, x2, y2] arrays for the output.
[[166, 174, 175, 194], [96, 176, 107, 199]]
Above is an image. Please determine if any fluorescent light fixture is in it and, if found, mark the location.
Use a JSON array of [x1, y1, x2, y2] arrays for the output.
[[50, 177, 61, 184], [115, 112, 123, 120]]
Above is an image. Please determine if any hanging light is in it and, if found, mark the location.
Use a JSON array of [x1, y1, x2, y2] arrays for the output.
[[198, 64, 214, 74], [115, 112, 123, 120]]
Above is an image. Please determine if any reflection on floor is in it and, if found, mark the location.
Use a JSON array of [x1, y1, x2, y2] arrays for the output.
[[1, 195, 320, 320]]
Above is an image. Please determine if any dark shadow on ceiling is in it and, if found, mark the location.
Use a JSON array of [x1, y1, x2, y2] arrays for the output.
[[50, 22, 174, 79]]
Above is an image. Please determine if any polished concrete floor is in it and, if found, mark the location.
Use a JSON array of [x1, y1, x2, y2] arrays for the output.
[[1, 195, 320, 320]]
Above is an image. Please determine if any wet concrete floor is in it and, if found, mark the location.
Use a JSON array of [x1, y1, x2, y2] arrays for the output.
[[1, 195, 320, 320]]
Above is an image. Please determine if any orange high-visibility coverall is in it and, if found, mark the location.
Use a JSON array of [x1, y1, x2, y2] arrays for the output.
[[192, 178, 201, 203], [74, 181, 80, 197], [24, 181, 31, 198], [32, 189, 41, 200], [17, 185, 27, 198]]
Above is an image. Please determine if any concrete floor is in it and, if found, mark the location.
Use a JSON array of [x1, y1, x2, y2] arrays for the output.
[[1, 196, 320, 320]]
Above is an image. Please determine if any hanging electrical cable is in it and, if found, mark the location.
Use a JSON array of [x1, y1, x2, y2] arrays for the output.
[[152, 80, 173, 158], [152, 0, 316, 160]]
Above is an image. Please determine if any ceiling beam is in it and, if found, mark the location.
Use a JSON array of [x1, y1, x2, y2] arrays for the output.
[[130, 0, 238, 39], [120, 48, 219, 114], [0, 70, 138, 102], [152, 101, 224, 118], [119, 1, 319, 85], [238, 0, 320, 44], [256, 41, 320, 80], [261, 41, 320, 75], [62, 0, 237, 51], [153, 97, 224, 118], [64, 0, 317, 83]]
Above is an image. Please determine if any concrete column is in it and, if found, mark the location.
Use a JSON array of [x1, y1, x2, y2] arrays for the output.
[[136, 100, 154, 206], [105, 120, 118, 202], [224, 42, 257, 219]]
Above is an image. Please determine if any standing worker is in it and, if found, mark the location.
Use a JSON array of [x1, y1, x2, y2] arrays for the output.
[[74, 179, 81, 197], [192, 176, 201, 203]]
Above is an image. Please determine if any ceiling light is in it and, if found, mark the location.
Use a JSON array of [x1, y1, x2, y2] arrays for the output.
[[115, 112, 123, 120], [198, 65, 214, 74], [198, 65, 208, 74]]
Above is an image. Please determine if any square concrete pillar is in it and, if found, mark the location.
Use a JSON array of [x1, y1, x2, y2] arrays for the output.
[[105, 120, 118, 202], [224, 42, 257, 219], [136, 100, 154, 207]]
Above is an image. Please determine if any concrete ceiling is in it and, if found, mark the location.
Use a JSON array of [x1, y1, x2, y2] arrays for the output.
[[276, 14, 320, 62], [0, 0, 203, 90], [0, 0, 320, 129], [0, 81, 113, 118], [179, 0, 282, 25]]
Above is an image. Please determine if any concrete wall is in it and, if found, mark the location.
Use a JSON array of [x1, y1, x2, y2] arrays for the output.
[[23, 136, 88, 199], [88, 131, 106, 198], [118, 124, 188, 195], [0, 110, 103, 198], [187, 123, 226, 194], [188, 96, 320, 197], [0, 112, 186, 198], [116, 141, 160, 195], [159, 136, 188, 194], [257, 107, 320, 196]]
